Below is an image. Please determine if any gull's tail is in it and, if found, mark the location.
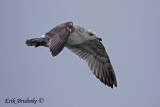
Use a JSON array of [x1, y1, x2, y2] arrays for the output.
[[26, 37, 49, 47]]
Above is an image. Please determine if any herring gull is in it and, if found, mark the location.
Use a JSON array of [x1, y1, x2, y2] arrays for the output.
[[26, 22, 117, 88]]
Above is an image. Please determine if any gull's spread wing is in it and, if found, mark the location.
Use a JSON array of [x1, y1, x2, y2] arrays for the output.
[[45, 22, 73, 57], [67, 40, 117, 88]]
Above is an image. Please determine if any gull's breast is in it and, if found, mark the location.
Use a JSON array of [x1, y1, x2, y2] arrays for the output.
[[67, 32, 85, 45]]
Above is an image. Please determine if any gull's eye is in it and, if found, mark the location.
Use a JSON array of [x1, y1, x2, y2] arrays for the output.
[[89, 32, 94, 36]]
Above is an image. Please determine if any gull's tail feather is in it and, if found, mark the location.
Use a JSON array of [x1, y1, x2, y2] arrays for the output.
[[26, 37, 49, 47]]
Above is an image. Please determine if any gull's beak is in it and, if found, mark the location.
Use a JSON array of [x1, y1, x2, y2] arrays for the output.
[[97, 37, 102, 41]]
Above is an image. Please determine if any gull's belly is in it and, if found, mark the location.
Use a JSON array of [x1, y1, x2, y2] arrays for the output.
[[67, 32, 86, 45]]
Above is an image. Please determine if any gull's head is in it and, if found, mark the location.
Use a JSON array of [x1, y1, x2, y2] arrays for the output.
[[74, 26, 102, 41], [85, 29, 102, 41], [67, 26, 102, 45]]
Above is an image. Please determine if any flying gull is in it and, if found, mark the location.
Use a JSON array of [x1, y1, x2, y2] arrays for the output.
[[26, 22, 117, 88]]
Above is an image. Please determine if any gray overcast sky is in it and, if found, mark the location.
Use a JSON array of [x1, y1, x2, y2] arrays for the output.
[[0, 0, 160, 107]]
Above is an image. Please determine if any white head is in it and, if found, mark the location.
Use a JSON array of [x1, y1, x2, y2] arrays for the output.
[[75, 26, 102, 41], [85, 29, 102, 41], [67, 26, 102, 45]]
